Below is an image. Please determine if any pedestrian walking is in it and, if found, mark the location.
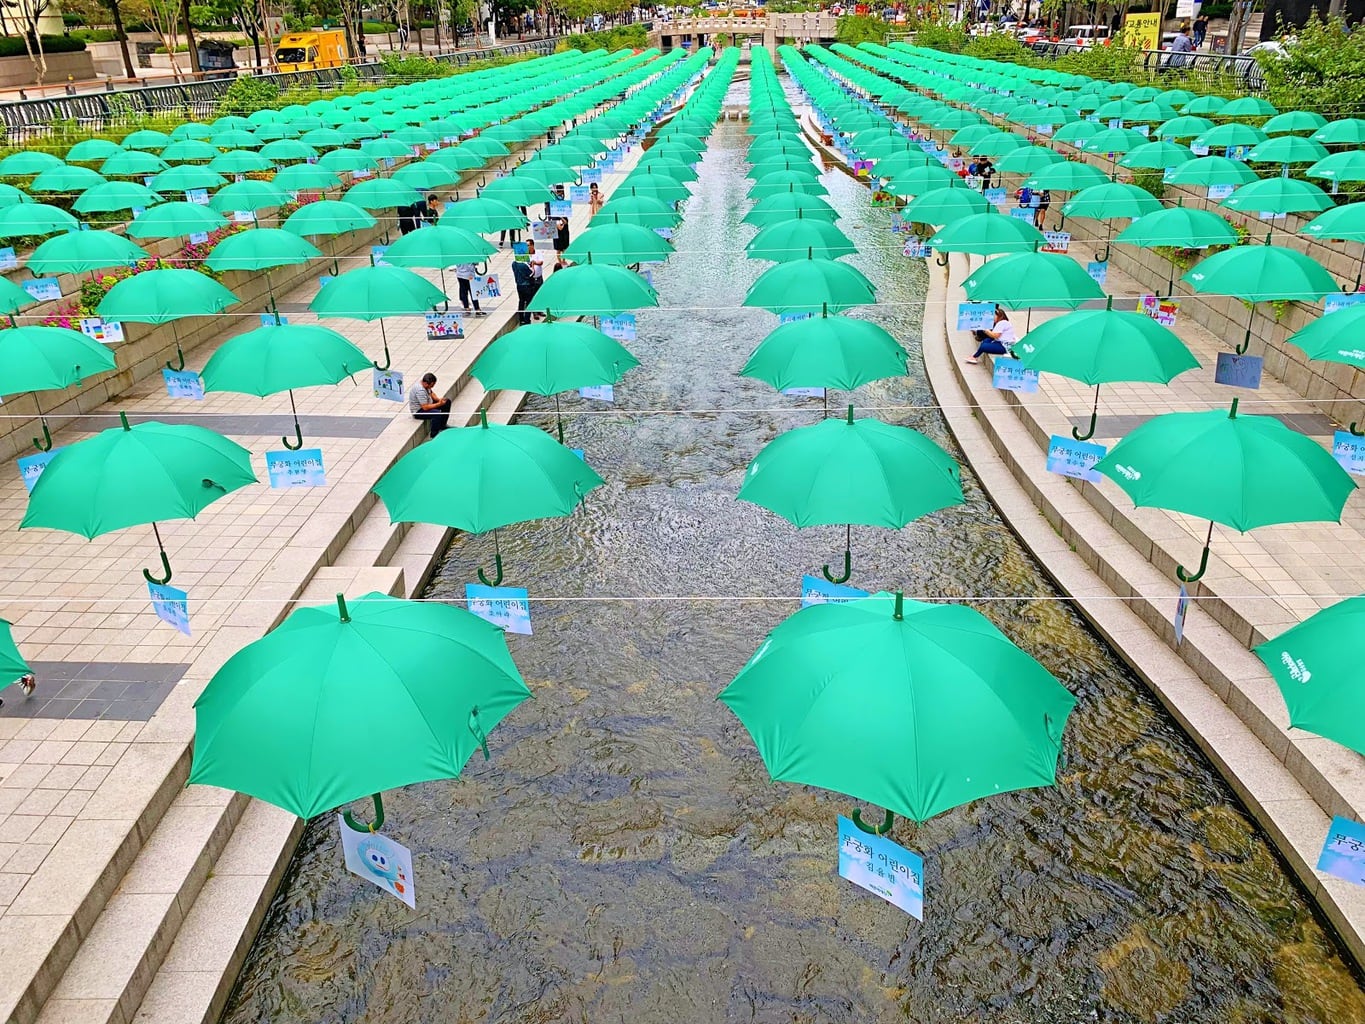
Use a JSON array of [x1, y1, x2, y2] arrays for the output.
[[513, 257, 537, 324], [454, 262, 485, 316]]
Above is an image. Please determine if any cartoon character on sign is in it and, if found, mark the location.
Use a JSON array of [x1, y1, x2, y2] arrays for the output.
[[358, 834, 409, 899]]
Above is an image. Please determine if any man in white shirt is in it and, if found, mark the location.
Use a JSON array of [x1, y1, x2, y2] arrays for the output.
[[526, 239, 547, 281]]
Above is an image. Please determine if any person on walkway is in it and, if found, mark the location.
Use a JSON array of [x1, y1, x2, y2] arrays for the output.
[[553, 216, 571, 254], [966, 306, 1017, 364], [397, 202, 419, 235], [408, 373, 451, 437], [589, 181, 604, 215], [1193, 12, 1208, 47], [421, 194, 442, 225], [513, 257, 537, 325], [1166, 25, 1195, 68], [499, 207, 527, 247], [454, 262, 485, 316], [1034, 189, 1051, 230]]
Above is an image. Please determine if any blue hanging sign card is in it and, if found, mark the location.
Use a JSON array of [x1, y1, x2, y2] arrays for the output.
[[782, 387, 826, 398], [1009, 206, 1037, 223], [371, 245, 390, 267], [600, 314, 637, 342], [1325, 293, 1365, 315], [1087, 261, 1109, 285], [1046, 435, 1106, 483], [17, 448, 62, 492], [1333, 430, 1365, 475], [582, 168, 603, 185], [0, 247, 18, 270], [23, 278, 60, 302], [373, 369, 404, 403], [801, 575, 868, 608], [148, 581, 190, 635], [1318, 816, 1365, 886], [956, 302, 996, 331], [266, 447, 326, 488], [163, 369, 205, 400], [837, 816, 924, 920], [260, 312, 288, 327], [1214, 352, 1264, 390], [992, 357, 1040, 393], [579, 384, 614, 402], [465, 583, 532, 635], [984, 187, 1008, 207], [569, 185, 591, 204], [471, 274, 501, 303]]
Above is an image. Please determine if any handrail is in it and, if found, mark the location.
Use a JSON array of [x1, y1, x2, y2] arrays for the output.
[[1024, 38, 1266, 92]]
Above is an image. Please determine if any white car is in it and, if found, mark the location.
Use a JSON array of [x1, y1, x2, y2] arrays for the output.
[[1234, 38, 1291, 89], [1062, 24, 1111, 45]]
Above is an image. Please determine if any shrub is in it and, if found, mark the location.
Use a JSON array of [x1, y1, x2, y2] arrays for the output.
[[557, 24, 648, 51], [964, 34, 1039, 64], [0, 35, 88, 57], [1260, 14, 1365, 119], [215, 75, 281, 116], [71, 28, 118, 41], [912, 20, 968, 52], [835, 14, 889, 46]]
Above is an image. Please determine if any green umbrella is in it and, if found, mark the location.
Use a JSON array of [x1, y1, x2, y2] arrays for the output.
[[1182, 235, 1338, 351], [66, 139, 122, 162], [97, 268, 238, 370], [373, 408, 604, 585], [748, 172, 827, 201], [1182, 95, 1230, 115], [1313, 119, 1365, 146], [1221, 177, 1334, 216], [0, 620, 30, 689], [380, 224, 495, 299], [282, 200, 377, 237], [272, 164, 341, 192], [1193, 123, 1268, 151], [27, 230, 147, 277], [527, 263, 658, 318], [343, 177, 424, 211], [517, 158, 581, 187], [201, 323, 369, 448], [312, 265, 447, 369], [99, 151, 169, 178], [205, 228, 320, 312], [0, 151, 62, 176], [884, 165, 961, 197], [1117, 140, 1194, 171], [562, 223, 673, 266], [0, 276, 35, 314], [125, 201, 227, 239], [1246, 134, 1329, 169], [741, 316, 907, 393], [1023, 161, 1109, 192], [1094, 399, 1355, 581], [994, 146, 1064, 175], [737, 405, 962, 582], [260, 140, 319, 163], [0, 202, 71, 239], [209, 150, 275, 175], [928, 212, 1046, 257], [962, 250, 1105, 310], [743, 193, 840, 227], [1307, 151, 1365, 185], [1156, 115, 1216, 140], [1061, 182, 1162, 221], [1287, 304, 1365, 383], [318, 149, 378, 175], [0, 325, 117, 452], [20, 411, 256, 583], [209, 179, 289, 214], [901, 186, 990, 225], [743, 217, 854, 263], [123, 129, 171, 151], [1253, 597, 1365, 754], [594, 196, 681, 230], [1013, 300, 1200, 440], [29, 165, 106, 193], [439, 197, 528, 234], [188, 591, 532, 826], [0, 183, 29, 207], [1164, 155, 1260, 188], [719, 589, 1075, 828], [73, 181, 162, 214], [744, 258, 876, 316], [150, 165, 227, 194], [1221, 97, 1278, 118], [470, 321, 638, 439], [479, 176, 556, 208]]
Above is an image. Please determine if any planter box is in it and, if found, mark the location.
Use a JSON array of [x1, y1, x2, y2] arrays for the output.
[[0, 50, 95, 88]]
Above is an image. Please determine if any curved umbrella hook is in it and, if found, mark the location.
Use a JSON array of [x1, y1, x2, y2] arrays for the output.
[[1094, 243, 1110, 263], [1071, 384, 1101, 442], [1350, 420, 1365, 438], [851, 808, 895, 835], [477, 529, 504, 587], [1236, 303, 1255, 355], [165, 344, 186, 372], [1176, 520, 1215, 584], [934, 250, 950, 267], [31, 393, 51, 451], [282, 390, 304, 450], [822, 523, 854, 584], [371, 320, 391, 371], [142, 522, 173, 585], [342, 792, 386, 832]]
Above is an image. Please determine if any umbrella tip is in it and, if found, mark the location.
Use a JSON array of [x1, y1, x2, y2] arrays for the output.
[[479, 407, 488, 428], [1228, 397, 1240, 419], [893, 590, 904, 621], [336, 593, 350, 622], [846, 404, 854, 424], [119, 411, 130, 431]]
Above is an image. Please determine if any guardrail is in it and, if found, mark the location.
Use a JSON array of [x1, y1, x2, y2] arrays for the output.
[[1026, 38, 1265, 92], [0, 37, 560, 143]]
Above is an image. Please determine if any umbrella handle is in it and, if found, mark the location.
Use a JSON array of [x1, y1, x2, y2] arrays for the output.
[[1094, 243, 1110, 263], [1351, 421, 1365, 438], [165, 344, 185, 372], [934, 251, 949, 267], [1072, 385, 1101, 442], [851, 808, 894, 836], [477, 552, 504, 587], [32, 419, 52, 453], [282, 422, 304, 451], [372, 339, 392, 372], [342, 792, 385, 833], [1176, 522, 1213, 584], [822, 547, 852, 585], [142, 548, 172, 586]]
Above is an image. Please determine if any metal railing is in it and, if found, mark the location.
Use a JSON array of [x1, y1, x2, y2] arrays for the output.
[[1026, 38, 1265, 92], [0, 37, 561, 143]]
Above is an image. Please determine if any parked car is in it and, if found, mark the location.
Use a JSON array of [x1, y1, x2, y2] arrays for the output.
[[1061, 23, 1111, 45], [1232, 38, 1290, 89]]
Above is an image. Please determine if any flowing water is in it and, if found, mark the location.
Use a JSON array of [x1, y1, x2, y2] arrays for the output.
[[220, 89, 1365, 1024]]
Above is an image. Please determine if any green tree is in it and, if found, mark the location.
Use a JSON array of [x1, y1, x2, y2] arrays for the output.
[[1259, 14, 1365, 118]]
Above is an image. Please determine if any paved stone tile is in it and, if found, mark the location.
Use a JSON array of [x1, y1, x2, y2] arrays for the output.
[[68, 413, 390, 439]]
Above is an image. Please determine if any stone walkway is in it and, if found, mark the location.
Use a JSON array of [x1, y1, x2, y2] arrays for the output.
[[0, 128, 643, 1024]]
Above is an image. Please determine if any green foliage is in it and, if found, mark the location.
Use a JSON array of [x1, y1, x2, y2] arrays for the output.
[[0, 35, 88, 57], [557, 23, 647, 51], [912, 20, 968, 53], [964, 33, 1038, 64], [1129, 168, 1166, 199], [70, 27, 119, 40], [378, 51, 451, 79], [1260, 15, 1365, 119], [214, 75, 280, 116], [361, 19, 398, 32], [1052, 39, 1143, 78], [835, 14, 889, 46]]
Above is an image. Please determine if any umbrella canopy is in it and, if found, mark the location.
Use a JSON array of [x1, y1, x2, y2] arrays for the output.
[[0, 621, 29, 687], [98, 270, 238, 324], [744, 259, 877, 315], [209, 180, 289, 213], [1302, 203, 1365, 243], [188, 592, 532, 820], [1023, 161, 1109, 192], [20, 412, 256, 583], [1182, 239, 1337, 303], [150, 165, 227, 194], [595, 195, 681, 230], [343, 177, 424, 211], [1060, 182, 1162, 220], [283, 200, 377, 237], [1287, 305, 1365, 369], [1221, 177, 1335, 216], [27, 230, 147, 276], [562, 223, 673, 266], [311, 266, 447, 320], [742, 193, 840, 227], [470, 321, 639, 395], [901, 186, 990, 225], [99, 151, 169, 178], [30, 165, 106, 193], [1306, 151, 1365, 184], [741, 317, 908, 392], [204, 228, 320, 272], [0, 325, 116, 396], [1114, 206, 1240, 249], [125, 201, 227, 239], [745, 218, 857, 262], [526, 263, 658, 318], [962, 251, 1106, 310], [718, 590, 1076, 824], [1094, 400, 1355, 581], [1165, 155, 1259, 187], [381, 224, 496, 267], [73, 181, 162, 214], [439, 197, 528, 233], [1254, 597, 1365, 754], [202, 323, 369, 395], [928, 212, 1047, 255]]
